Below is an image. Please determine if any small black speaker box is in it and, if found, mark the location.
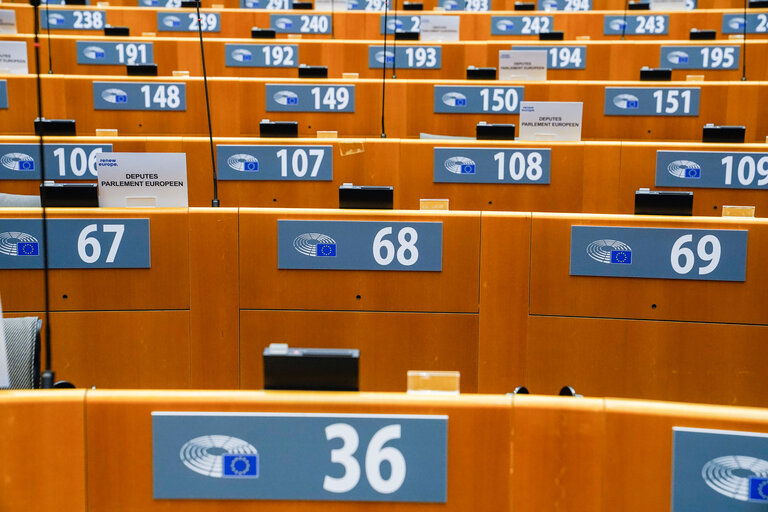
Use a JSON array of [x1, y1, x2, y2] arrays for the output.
[[403, 1, 423, 9], [394, 31, 419, 40], [34, 118, 76, 136], [263, 347, 359, 392], [514, 2, 535, 9], [467, 67, 496, 80], [251, 27, 277, 38], [476, 123, 515, 140], [40, 183, 99, 208], [126, 63, 158, 76], [292, 1, 313, 8], [539, 31, 564, 40], [749, 0, 768, 7], [628, 1, 650, 9], [634, 190, 693, 216], [104, 26, 130, 36], [702, 125, 746, 143], [180, 0, 201, 7], [640, 67, 672, 81], [339, 184, 393, 209], [298, 65, 328, 78], [260, 120, 299, 138], [690, 29, 716, 40], [64, 0, 87, 5]]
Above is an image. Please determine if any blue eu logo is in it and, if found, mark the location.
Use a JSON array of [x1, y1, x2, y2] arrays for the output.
[[460, 163, 475, 174], [244, 161, 258, 171], [116, 95, 128, 103], [626, 100, 639, 109], [17, 242, 39, 256], [316, 243, 336, 257], [287, 96, 298, 105], [750, 477, 768, 502], [222, 454, 259, 478], [610, 250, 631, 264], [19, 160, 35, 170], [455, 98, 466, 106], [684, 167, 701, 178]]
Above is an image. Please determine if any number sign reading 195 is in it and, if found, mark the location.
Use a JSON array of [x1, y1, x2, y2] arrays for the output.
[[379, 15, 421, 34], [491, 16, 553, 35], [76, 41, 153, 65], [271, 14, 332, 34], [570, 225, 747, 281], [434, 85, 524, 114], [722, 13, 768, 34], [240, 0, 291, 8], [538, 0, 590, 11], [660, 46, 739, 69], [656, 150, 768, 190], [0, 143, 113, 180], [603, 15, 668, 35], [434, 147, 551, 184], [368, 46, 441, 69], [512, 45, 585, 69], [157, 12, 220, 32], [604, 87, 700, 116], [266, 84, 354, 112], [278, 220, 442, 271], [225, 44, 298, 67], [438, 0, 490, 11], [41, 9, 106, 30], [152, 412, 447, 501], [216, 145, 332, 181], [0, 80, 6, 109], [0, 218, 150, 269], [93, 81, 186, 111]]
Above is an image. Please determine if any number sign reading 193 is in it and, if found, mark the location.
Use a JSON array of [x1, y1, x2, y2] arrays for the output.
[[225, 44, 298, 67], [93, 81, 186, 111], [240, 0, 291, 8], [152, 412, 447, 501], [0, 80, 6, 109], [512, 46, 585, 69], [0, 218, 150, 269], [379, 15, 421, 34], [157, 12, 220, 32], [660, 46, 739, 69], [538, 0, 590, 11], [722, 13, 768, 34], [368, 46, 441, 69], [656, 150, 768, 190], [570, 225, 747, 281], [434, 147, 551, 184], [491, 16, 553, 35], [40, 9, 106, 30], [0, 143, 113, 180], [278, 220, 442, 271], [438, 0, 490, 11], [266, 84, 354, 112], [271, 14, 332, 34], [76, 41, 153, 65], [603, 15, 668, 35], [216, 145, 332, 181], [434, 85, 524, 114], [604, 87, 700, 116]]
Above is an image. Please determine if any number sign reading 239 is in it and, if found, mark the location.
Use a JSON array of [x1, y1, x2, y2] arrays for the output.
[[152, 412, 448, 502], [278, 220, 442, 271]]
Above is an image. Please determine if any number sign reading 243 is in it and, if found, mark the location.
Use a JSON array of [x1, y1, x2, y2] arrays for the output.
[[277, 220, 442, 271], [569, 226, 747, 282], [152, 412, 447, 501]]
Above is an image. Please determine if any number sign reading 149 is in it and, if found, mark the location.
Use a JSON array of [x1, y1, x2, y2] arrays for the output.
[[271, 15, 332, 34], [225, 44, 298, 68], [0, 218, 150, 269], [41, 10, 106, 30], [656, 150, 768, 190], [266, 84, 354, 112], [0, 143, 113, 180], [603, 15, 668, 35], [512, 46, 585, 69], [491, 16, 553, 35], [569, 225, 747, 281], [158, 12, 220, 32], [434, 147, 551, 184], [216, 145, 332, 181], [434, 85, 524, 114], [77, 41, 153, 65], [538, 0, 590, 11], [368, 46, 441, 69], [278, 220, 442, 271], [604, 87, 700, 116], [722, 14, 768, 34], [660, 46, 739, 69], [93, 81, 186, 111]]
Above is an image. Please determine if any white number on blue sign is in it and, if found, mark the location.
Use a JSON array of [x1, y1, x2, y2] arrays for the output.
[[404, 47, 437, 67], [140, 84, 181, 109], [522, 16, 550, 34], [700, 47, 735, 68], [479, 88, 519, 112], [465, 0, 489, 11], [301, 15, 329, 32], [276, 148, 325, 177], [563, 0, 588, 10], [188, 13, 218, 31], [722, 155, 768, 187], [373, 227, 419, 266], [758, 13, 768, 32], [494, 151, 544, 181], [311, 86, 349, 110], [366, 0, 387, 9], [635, 15, 665, 34], [670, 234, 721, 275], [548, 47, 581, 67], [262, 45, 295, 66], [77, 224, 125, 264], [52, 146, 102, 177], [116, 43, 148, 64], [653, 89, 691, 114], [73, 10, 105, 29]]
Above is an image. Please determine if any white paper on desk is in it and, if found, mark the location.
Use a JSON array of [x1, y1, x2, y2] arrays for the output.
[[0, 10, 16, 35], [650, 0, 687, 10], [0, 297, 10, 388], [518, 101, 583, 141], [0, 41, 28, 74], [96, 152, 188, 207], [315, 0, 347, 11], [420, 15, 460, 41], [499, 50, 547, 81]]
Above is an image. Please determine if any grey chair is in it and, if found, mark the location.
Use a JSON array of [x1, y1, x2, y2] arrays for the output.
[[0, 193, 41, 207], [1, 317, 42, 389]]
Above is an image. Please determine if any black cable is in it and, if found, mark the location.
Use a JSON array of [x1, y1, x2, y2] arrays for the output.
[[44, 0, 53, 73], [391, 0, 398, 78], [195, 2, 220, 206], [620, 0, 629, 40], [380, 0, 388, 137], [741, 0, 747, 80]]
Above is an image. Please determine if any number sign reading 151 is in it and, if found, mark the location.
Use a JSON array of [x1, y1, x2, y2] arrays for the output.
[[216, 145, 332, 181], [266, 84, 354, 112], [278, 220, 442, 271], [76, 41, 153, 65], [434, 85, 524, 114], [604, 87, 700, 116], [93, 81, 186, 111], [570, 226, 747, 282], [660, 46, 739, 70], [0, 218, 150, 269], [603, 15, 668, 35], [271, 15, 332, 34], [0, 143, 112, 180], [656, 150, 768, 190], [41, 10, 106, 30], [434, 147, 551, 184], [158, 12, 220, 32], [368, 46, 441, 69]]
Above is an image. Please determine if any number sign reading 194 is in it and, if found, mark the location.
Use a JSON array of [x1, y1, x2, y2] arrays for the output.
[[570, 225, 747, 282], [512, 46, 585, 69], [93, 81, 186, 111], [41, 10, 106, 30], [434, 147, 551, 184], [660, 46, 739, 69], [157, 12, 220, 32], [0, 218, 150, 269], [240, 0, 291, 8], [538, 0, 590, 11], [368, 46, 441, 69], [722, 13, 768, 34], [0, 143, 113, 180], [603, 15, 668, 35], [491, 16, 553, 35], [266, 84, 354, 112], [152, 412, 447, 502], [379, 15, 421, 34], [76, 41, 153, 65], [225, 44, 298, 67], [271, 15, 332, 34], [278, 220, 442, 271], [216, 145, 332, 181], [656, 150, 768, 190], [0, 80, 6, 109], [434, 85, 524, 114], [438, 0, 490, 11], [604, 87, 700, 116]]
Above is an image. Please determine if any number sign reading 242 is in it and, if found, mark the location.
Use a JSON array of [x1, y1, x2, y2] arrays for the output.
[[569, 226, 747, 281], [152, 412, 448, 502], [277, 220, 442, 271]]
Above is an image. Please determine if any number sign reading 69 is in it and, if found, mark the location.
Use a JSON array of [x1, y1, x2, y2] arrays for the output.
[[277, 220, 442, 271]]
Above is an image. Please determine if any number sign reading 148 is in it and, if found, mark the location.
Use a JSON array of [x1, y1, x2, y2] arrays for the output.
[[660, 46, 739, 69], [656, 150, 768, 190], [278, 220, 442, 271], [225, 44, 298, 68], [434, 147, 551, 184], [512, 46, 585, 69], [491, 16, 553, 35], [368, 46, 441, 69], [604, 87, 700, 116], [41, 10, 106, 30], [76, 41, 153, 65], [271, 14, 332, 34], [216, 145, 332, 181], [603, 15, 668, 35], [266, 84, 354, 112], [157, 12, 220, 32], [434, 85, 524, 114], [569, 225, 747, 281], [92, 81, 186, 111]]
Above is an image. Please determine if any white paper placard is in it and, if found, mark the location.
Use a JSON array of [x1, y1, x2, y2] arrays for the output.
[[649, 0, 687, 10], [420, 15, 460, 41], [0, 41, 27, 74], [315, 0, 347, 11], [518, 101, 583, 141], [499, 50, 547, 81], [0, 10, 16, 34], [0, 296, 9, 388], [96, 152, 188, 207]]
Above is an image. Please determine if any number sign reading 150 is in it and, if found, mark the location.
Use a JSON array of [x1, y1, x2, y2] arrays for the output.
[[433, 86, 524, 114]]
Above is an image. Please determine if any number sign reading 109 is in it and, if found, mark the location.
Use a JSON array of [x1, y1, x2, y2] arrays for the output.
[[266, 84, 354, 112], [76, 41, 153, 65], [655, 150, 768, 190], [604, 87, 700, 116], [216, 145, 332, 181], [278, 220, 442, 271], [92, 81, 186, 111], [569, 226, 747, 281], [41, 10, 106, 30], [433, 147, 551, 184], [367, 46, 441, 69]]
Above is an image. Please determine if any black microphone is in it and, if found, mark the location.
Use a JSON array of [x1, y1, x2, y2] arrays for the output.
[[391, 0, 398, 78], [741, 0, 747, 80], [44, 0, 53, 72], [380, 0, 389, 137], [621, 0, 629, 40]]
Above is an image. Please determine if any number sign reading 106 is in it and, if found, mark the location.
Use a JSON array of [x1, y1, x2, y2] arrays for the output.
[[266, 84, 355, 112], [0, 143, 113, 180], [92, 81, 186, 111], [216, 145, 332, 181]]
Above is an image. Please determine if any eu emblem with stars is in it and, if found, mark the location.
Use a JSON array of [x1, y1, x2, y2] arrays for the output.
[[610, 250, 631, 264], [750, 477, 768, 502], [17, 242, 39, 256], [223, 454, 259, 478], [316, 243, 337, 257]]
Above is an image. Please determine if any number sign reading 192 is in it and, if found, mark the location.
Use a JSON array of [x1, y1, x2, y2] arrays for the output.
[[379, 15, 421, 34], [722, 13, 768, 34], [271, 14, 332, 34], [93, 81, 186, 111], [157, 12, 220, 32], [225, 44, 298, 67], [76, 41, 153, 65], [656, 150, 768, 190], [434, 85, 524, 114], [368, 46, 441, 69], [512, 46, 585, 69], [491, 16, 553, 35], [0, 218, 150, 269], [266, 84, 354, 112], [278, 220, 442, 271], [603, 15, 668, 35], [660, 46, 739, 69], [240, 0, 291, 8], [538, 0, 590, 11], [570, 225, 747, 281], [216, 145, 332, 181], [434, 147, 551, 184], [0, 143, 113, 180], [604, 87, 700, 116], [0, 80, 6, 109], [438, 0, 490, 11], [152, 412, 447, 501], [41, 9, 106, 30]]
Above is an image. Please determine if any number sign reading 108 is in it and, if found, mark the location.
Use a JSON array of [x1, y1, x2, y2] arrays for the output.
[[433, 147, 550, 184], [569, 226, 747, 281], [216, 145, 332, 181], [604, 87, 700, 116], [603, 15, 668, 35], [368, 46, 441, 69], [76, 41, 153, 65], [41, 10, 106, 30], [491, 16, 553, 35], [271, 15, 332, 34], [655, 150, 768, 190], [157, 12, 220, 32], [225, 44, 298, 68], [0, 143, 113, 180], [278, 220, 442, 271], [266, 84, 354, 112], [512, 46, 585, 69], [0, 218, 150, 269], [434, 85, 524, 114], [660, 46, 739, 69], [92, 81, 186, 111]]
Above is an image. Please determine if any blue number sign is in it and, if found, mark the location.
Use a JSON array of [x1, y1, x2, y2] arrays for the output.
[[266, 84, 354, 112], [0, 80, 6, 109], [722, 13, 768, 34], [271, 14, 331, 33], [157, 12, 220, 32], [93, 81, 186, 111], [538, 0, 590, 11], [512, 45, 586, 69], [76, 41, 154, 65], [438, 0, 490, 11], [660, 46, 739, 69], [368, 46, 441, 69], [433, 147, 550, 184], [604, 87, 700, 116], [491, 16, 553, 35], [0, 143, 113, 180], [240, 0, 291, 7], [225, 44, 298, 67], [40, 9, 106, 30], [216, 145, 332, 181], [603, 15, 668, 35], [347, 0, 391, 10], [656, 150, 768, 190], [379, 15, 421, 34], [139, 0, 182, 7], [433, 85, 524, 114]]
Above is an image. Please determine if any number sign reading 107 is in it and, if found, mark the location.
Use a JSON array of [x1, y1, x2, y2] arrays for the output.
[[266, 84, 354, 112], [604, 87, 700, 116], [157, 12, 220, 32], [92, 81, 186, 111], [41, 10, 106, 30], [512, 46, 585, 69], [569, 226, 747, 281], [225, 44, 298, 68], [0, 143, 113, 180], [603, 15, 668, 35], [433, 147, 551, 184], [660, 46, 739, 69], [278, 220, 442, 271], [0, 218, 150, 269], [271, 15, 332, 34], [368, 46, 441, 69], [216, 145, 332, 181], [76, 41, 153, 65], [491, 16, 553, 35], [655, 150, 768, 190], [433, 85, 524, 114]]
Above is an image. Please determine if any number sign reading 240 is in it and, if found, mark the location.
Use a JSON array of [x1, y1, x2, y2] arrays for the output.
[[277, 220, 442, 271]]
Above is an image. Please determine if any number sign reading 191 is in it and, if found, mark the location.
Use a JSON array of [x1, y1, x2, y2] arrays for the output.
[[76, 41, 153, 65], [157, 12, 220, 32], [538, 0, 590, 11], [512, 46, 585, 69], [660, 46, 739, 69], [216, 145, 332, 181], [434, 85, 524, 114], [434, 147, 551, 184], [271, 14, 332, 34], [225, 44, 298, 67], [152, 412, 447, 502], [0, 80, 6, 109], [603, 15, 668, 35], [491, 16, 553, 35], [656, 150, 768, 190], [0, 218, 150, 269], [41, 9, 106, 30], [278, 220, 442, 271], [368, 46, 441, 69], [570, 225, 747, 282], [93, 81, 186, 111], [266, 84, 354, 112], [240, 0, 291, 8], [0, 143, 113, 180], [379, 15, 421, 34], [722, 13, 768, 34], [604, 87, 700, 116], [438, 0, 490, 11]]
